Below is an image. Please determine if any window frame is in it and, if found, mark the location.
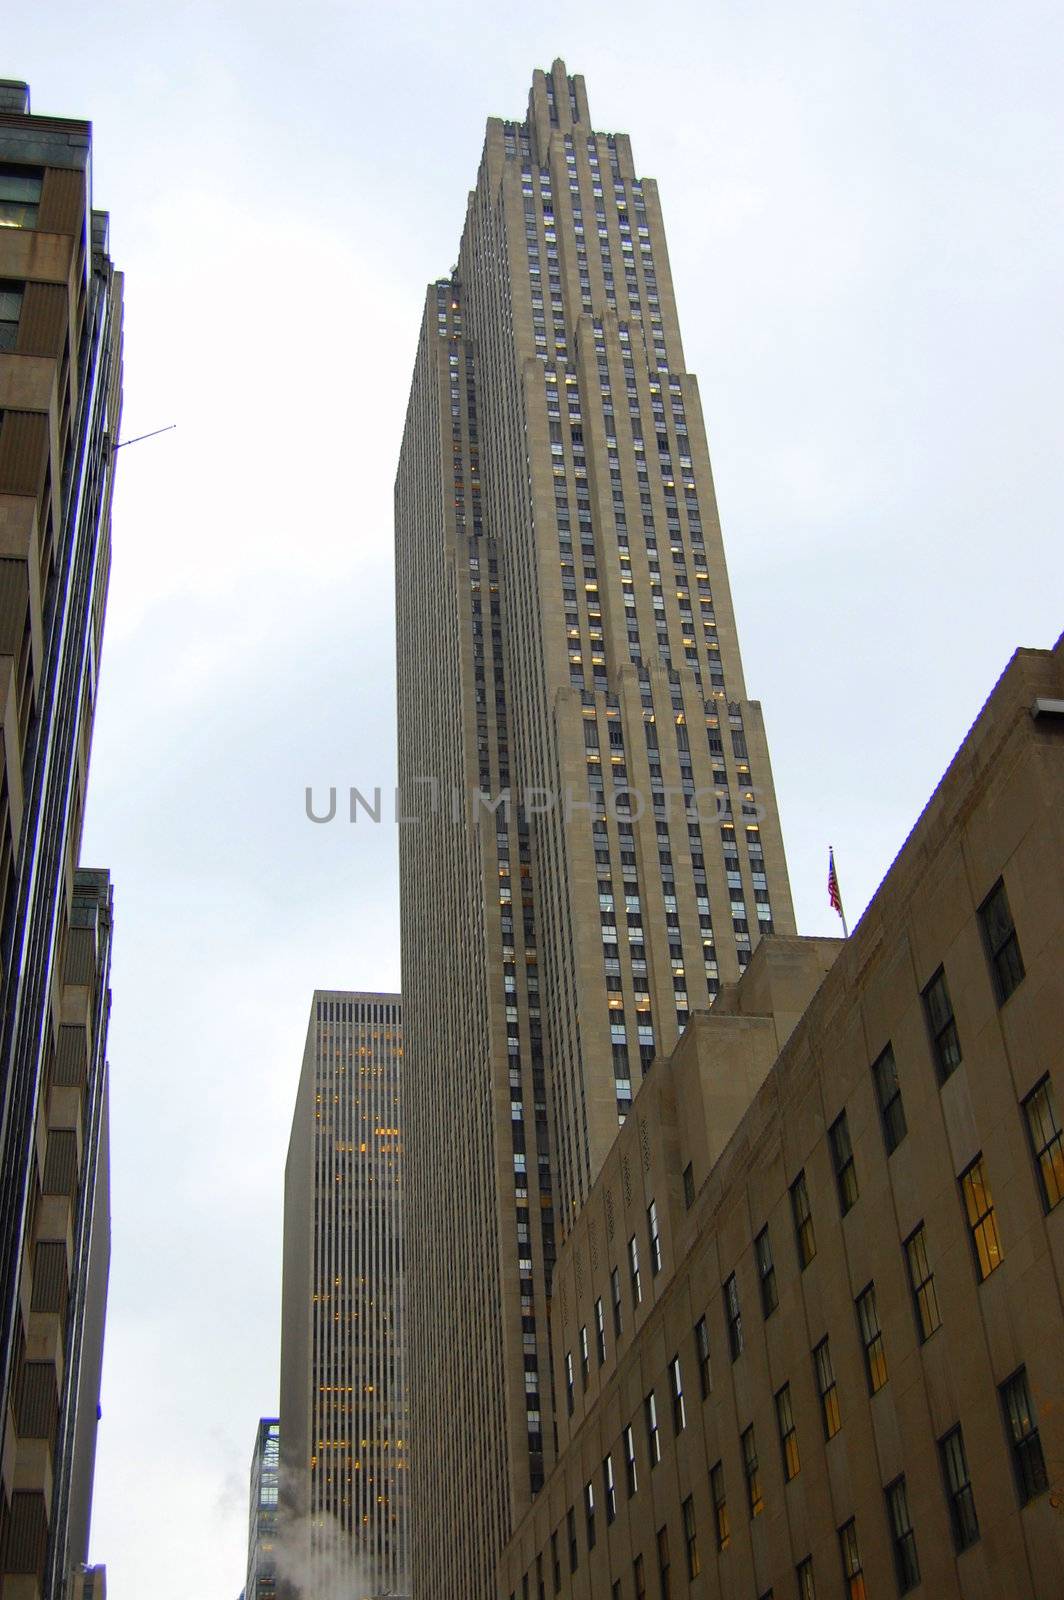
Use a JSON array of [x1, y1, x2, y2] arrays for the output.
[[959, 1155, 1003, 1281], [872, 1043, 907, 1154], [938, 1425, 979, 1552], [1023, 1075, 1064, 1212], [979, 877, 1025, 1005], [755, 1225, 778, 1316], [790, 1169, 816, 1268], [829, 1109, 859, 1214], [904, 1222, 942, 1342], [885, 1476, 920, 1594], [856, 1283, 887, 1394], [999, 1366, 1049, 1506], [775, 1383, 800, 1481], [922, 965, 962, 1081]]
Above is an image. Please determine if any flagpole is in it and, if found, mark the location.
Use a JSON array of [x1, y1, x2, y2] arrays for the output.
[[829, 845, 849, 938]]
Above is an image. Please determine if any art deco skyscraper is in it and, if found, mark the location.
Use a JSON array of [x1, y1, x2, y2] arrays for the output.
[[396, 61, 795, 1599], [0, 82, 121, 1598], [279, 993, 407, 1600]]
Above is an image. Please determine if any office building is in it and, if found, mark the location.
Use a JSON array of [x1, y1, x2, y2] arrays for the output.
[[246, 1418, 279, 1600], [0, 80, 121, 1599], [279, 993, 407, 1599], [501, 637, 1064, 1598], [395, 60, 793, 1597]]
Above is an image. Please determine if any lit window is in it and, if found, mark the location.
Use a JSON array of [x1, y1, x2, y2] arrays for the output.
[[796, 1555, 815, 1599], [623, 1422, 638, 1496], [960, 1156, 1003, 1280]]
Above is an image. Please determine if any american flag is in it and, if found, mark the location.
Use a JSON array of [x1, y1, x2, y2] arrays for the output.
[[828, 848, 844, 918]]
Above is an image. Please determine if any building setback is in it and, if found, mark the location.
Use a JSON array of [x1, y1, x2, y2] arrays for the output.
[[0, 81, 121, 1599], [395, 59, 794, 1599], [500, 637, 1064, 1600], [245, 1418, 279, 1600], [279, 992, 407, 1599]]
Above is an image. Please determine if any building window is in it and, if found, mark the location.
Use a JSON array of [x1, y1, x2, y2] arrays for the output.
[[633, 1553, 646, 1600], [938, 1426, 979, 1551], [603, 1453, 617, 1523], [656, 1525, 670, 1600], [580, 1324, 590, 1387], [829, 1110, 859, 1214], [0, 166, 42, 229], [611, 1265, 623, 1337], [838, 1519, 866, 1600], [551, 1530, 560, 1593], [755, 1226, 778, 1316], [710, 1461, 729, 1550], [872, 1043, 906, 1154], [624, 1422, 638, 1496], [741, 1425, 764, 1517], [595, 1296, 607, 1364], [682, 1161, 695, 1208], [922, 966, 962, 1081], [645, 1390, 661, 1465], [694, 1314, 711, 1397], [648, 1198, 662, 1274], [904, 1223, 942, 1340], [979, 878, 1025, 1004], [0, 283, 23, 352], [999, 1367, 1049, 1505], [584, 1480, 596, 1551], [775, 1384, 800, 1480], [629, 1235, 642, 1306], [682, 1495, 700, 1578], [960, 1156, 1003, 1280], [724, 1272, 743, 1359], [567, 1506, 578, 1573], [1023, 1075, 1064, 1212], [813, 1337, 842, 1438], [667, 1355, 686, 1434], [885, 1477, 920, 1593], [856, 1284, 887, 1393], [796, 1556, 815, 1600], [790, 1170, 816, 1268], [565, 1351, 574, 1415]]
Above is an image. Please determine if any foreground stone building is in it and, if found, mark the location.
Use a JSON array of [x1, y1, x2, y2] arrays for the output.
[[501, 635, 1064, 1599], [0, 81, 121, 1598]]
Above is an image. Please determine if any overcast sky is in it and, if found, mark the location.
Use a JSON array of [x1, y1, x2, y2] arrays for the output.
[[6, 2, 1064, 1594]]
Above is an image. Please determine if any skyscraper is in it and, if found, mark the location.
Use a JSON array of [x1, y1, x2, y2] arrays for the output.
[[245, 1418, 279, 1600], [0, 81, 121, 1598], [279, 992, 407, 1600], [395, 61, 794, 1599]]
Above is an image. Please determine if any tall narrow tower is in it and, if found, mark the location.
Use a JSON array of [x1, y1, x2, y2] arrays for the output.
[[279, 992, 407, 1600], [395, 62, 796, 1599]]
